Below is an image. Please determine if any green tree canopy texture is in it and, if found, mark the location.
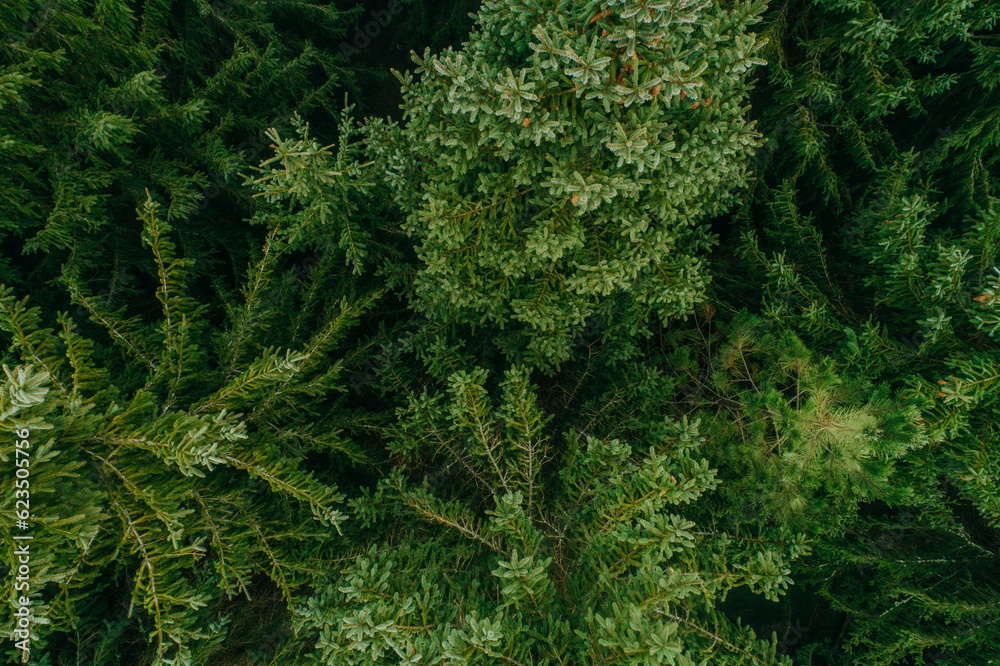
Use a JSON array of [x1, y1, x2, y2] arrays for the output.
[[364, 0, 769, 369], [2, 0, 999, 664]]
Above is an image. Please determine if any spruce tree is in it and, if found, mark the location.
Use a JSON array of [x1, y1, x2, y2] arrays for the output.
[[295, 360, 809, 664], [660, 308, 927, 534], [0, 0, 356, 313], [0, 113, 379, 665], [363, 0, 770, 368], [704, 0, 1000, 660]]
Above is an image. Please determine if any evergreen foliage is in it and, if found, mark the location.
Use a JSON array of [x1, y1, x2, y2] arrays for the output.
[[0, 0, 354, 310], [1, 0, 999, 663], [662, 309, 927, 532], [364, 0, 769, 368], [0, 112, 379, 665], [708, 0, 1000, 662], [298, 363, 807, 664]]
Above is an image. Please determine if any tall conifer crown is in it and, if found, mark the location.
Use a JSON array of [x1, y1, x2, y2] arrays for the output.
[[366, 0, 769, 368]]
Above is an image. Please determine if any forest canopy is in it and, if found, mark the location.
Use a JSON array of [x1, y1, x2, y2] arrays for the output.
[[1, 0, 998, 664]]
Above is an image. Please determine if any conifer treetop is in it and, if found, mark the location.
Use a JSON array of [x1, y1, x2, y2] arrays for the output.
[[366, 0, 769, 367]]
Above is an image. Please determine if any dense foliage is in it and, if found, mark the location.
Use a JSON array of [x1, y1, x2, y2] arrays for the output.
[[1, 0, 997, 664]]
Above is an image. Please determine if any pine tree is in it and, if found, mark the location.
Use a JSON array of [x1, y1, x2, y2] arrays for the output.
[[739, 0, 1000, 218], [660, 308, 927, 534], [295, 360, 809, 664], [759, 187, 1000, 666], [703, 0, 1000, 660], [0, 0, 355, 314], [362, 0, 770, 368], [0, 113, 379, 665]]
